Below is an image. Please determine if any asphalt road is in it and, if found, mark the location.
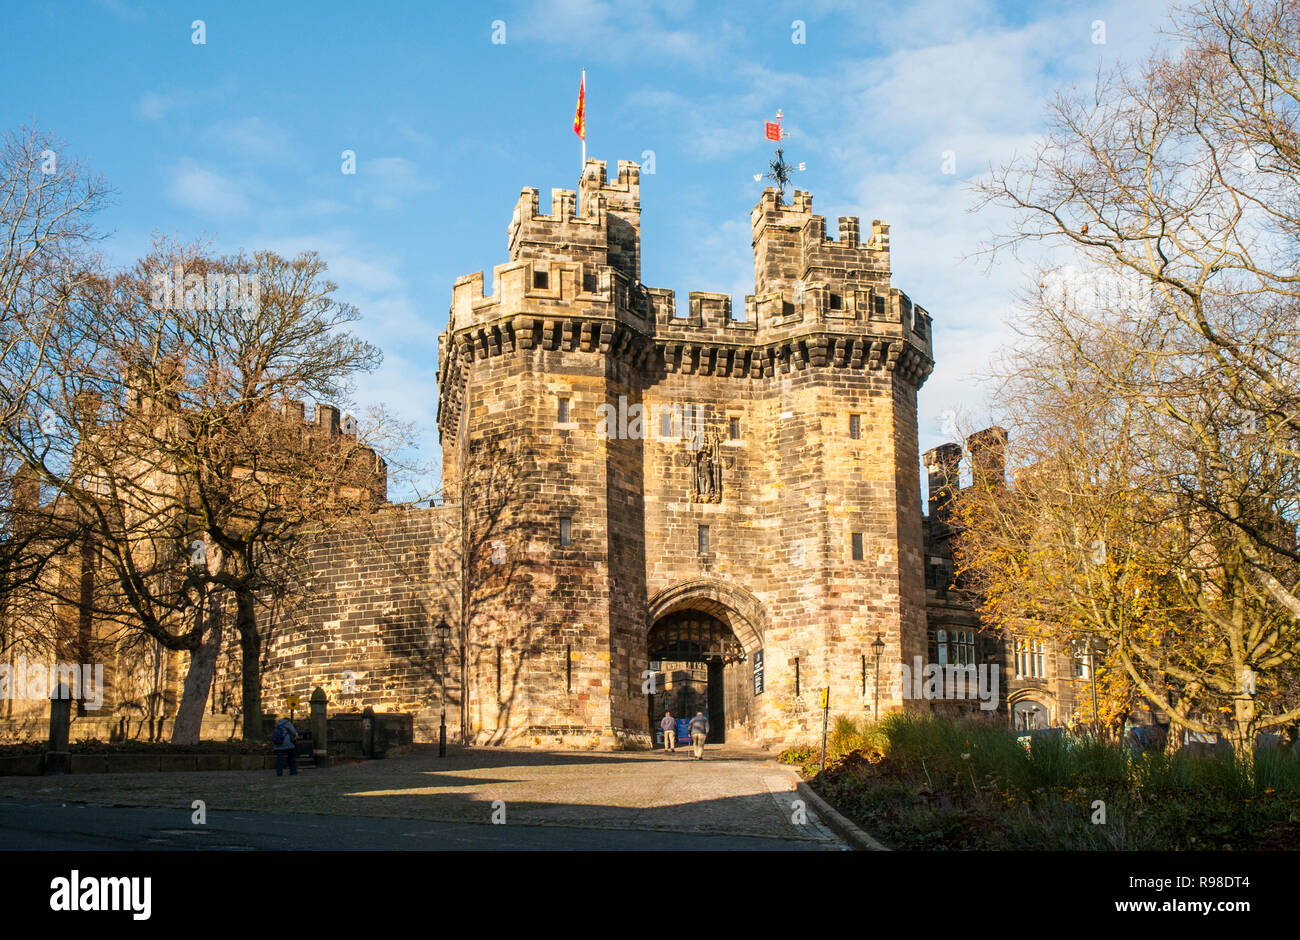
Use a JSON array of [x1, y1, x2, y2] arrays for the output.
[[0, 799, 841, 851]]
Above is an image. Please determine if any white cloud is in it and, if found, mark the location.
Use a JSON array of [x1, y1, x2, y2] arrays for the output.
[[203, 117, 296, 162], [358, 156, 434, 211], [137, 91, 176, 121], [514, 0, 746, 64], [164, 161, 252, 216]]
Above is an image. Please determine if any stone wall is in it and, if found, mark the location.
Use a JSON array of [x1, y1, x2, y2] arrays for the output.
[[254, 507, 459, 743]]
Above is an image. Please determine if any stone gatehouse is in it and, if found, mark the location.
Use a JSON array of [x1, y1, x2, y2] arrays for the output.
[[2, 158, 1093, 749]]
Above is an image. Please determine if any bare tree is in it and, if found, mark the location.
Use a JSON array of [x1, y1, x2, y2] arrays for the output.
[[0, 126, 109, 610], [9, 242, 385, 743], [963, 0, 1300, 761]]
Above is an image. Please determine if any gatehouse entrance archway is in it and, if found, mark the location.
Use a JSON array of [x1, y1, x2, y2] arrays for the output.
[[648, 611, 742, 744], [645, 580, 768, 747]]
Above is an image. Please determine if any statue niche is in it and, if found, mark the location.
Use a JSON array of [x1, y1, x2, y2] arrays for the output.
[[690, 426, 724, 503]]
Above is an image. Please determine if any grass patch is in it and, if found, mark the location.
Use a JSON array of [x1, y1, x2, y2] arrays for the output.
[[778, 713, 1300, 850]]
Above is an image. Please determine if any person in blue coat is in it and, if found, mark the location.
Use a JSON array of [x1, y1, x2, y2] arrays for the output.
[[272, 715, 299, 776]]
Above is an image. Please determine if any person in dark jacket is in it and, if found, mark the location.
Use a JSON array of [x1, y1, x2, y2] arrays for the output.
[[660, 711, 677, 753], [689, 711, 709, 760], [273, 715, 298, 776]]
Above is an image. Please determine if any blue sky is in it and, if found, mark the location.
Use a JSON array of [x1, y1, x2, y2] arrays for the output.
[[3, 0, 1176, 500]]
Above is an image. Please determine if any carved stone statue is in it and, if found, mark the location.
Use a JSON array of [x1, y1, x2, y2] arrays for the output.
[[691, 427, 723, 503]]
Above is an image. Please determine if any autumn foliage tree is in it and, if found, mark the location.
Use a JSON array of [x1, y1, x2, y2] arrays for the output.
[[957, 0, 1300, 760]]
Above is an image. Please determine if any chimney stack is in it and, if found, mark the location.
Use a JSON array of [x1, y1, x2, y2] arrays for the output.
[[967, 427, 1008, 488], [923, 442, 963, 520], [316, 403, 340, 435]]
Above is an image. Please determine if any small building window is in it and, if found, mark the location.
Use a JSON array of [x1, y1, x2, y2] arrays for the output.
[[937, 629, 975, 667], [851, 532, 864, 561], [557, 397, 570, 423], [849, 414, 861, 439], [782, 300, 795, 318], [559, 517, 572, 546], [1072, 640, 1093, 679], [533, 269, 549, 289], [828, 292, 842, 311], [698, 524, 710, 555], [660, 409, 674, 438], [582, 271, 598, 293], [728, 417, 741, 440], [1074, 650, 1091, 679]]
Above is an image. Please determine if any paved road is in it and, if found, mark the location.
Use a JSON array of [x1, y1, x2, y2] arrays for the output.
[[0, 744, 846, 851], [0, 801, 835, 850]]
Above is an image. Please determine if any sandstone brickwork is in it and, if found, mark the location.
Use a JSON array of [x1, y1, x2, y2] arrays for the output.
[[0, 158, 1088, 750], [433, 159, 936, 748]]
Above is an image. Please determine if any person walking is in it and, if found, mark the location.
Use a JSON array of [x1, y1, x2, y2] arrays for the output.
[[272, 714, 299, 776], [689, 711, 709, 760], [660, 710, 677, 753]]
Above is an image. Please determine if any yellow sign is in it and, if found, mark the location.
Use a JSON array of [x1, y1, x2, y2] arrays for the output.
[[286, 694, 301, 709], [819, 688, 829, 709]]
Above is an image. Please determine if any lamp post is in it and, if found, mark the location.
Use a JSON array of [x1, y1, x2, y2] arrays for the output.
[[436, 617, 451, 758], [872, 633, 886, 720], [1089, 637, 1100, 739]]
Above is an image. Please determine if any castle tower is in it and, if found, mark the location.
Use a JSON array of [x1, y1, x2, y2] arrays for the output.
[[437, 166, 935, 749], [437, 159, 653, 747]]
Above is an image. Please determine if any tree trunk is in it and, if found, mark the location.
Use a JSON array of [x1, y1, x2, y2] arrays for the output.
[[170, 583, 222, 745], [1232, 694, 1256, 778], [237, 587, 264, 741]]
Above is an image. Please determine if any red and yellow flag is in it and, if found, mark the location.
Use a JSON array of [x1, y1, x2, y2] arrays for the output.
[[573, 71, 585, 140]]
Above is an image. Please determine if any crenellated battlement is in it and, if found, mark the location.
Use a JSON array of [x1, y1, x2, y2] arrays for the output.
[[751, 188, 890, 302], [277, 399, 360, 438], [438, 160, 935, 442]]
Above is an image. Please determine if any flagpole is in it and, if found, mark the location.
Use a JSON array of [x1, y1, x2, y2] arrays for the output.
[[581, 68, 586, 172]]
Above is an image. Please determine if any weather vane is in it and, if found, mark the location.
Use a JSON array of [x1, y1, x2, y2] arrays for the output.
[[753, 109, 805, 202]]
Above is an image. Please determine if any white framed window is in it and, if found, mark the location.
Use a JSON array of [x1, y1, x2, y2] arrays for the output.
[[1015, 638, 1046, 678], [1072, 641, 1092, 679]]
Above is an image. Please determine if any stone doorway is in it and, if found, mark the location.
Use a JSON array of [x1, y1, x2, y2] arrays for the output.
[[647, 610, 745, 745]]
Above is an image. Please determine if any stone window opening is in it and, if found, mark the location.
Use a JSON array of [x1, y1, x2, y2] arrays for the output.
[[828, 291, 842, 311], [533, 268, 549, 290], [582, 270, 598, 293], [849, 413, 861, 439], [557, 396, 570, 423], [698, 524, 710, 555], [851, 531, 864, 561], [937, 629, 975, 667], [559, 517, 572, 546], [1015, 638, 1046, 678], [728, 416, 741, 441]]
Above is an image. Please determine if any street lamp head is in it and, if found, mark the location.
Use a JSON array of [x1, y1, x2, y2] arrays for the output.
[[872, 633, 886, 652], [436, 618, 451, 635]]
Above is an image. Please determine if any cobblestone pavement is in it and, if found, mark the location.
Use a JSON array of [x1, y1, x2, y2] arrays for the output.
[[0, 744, 847, 849]]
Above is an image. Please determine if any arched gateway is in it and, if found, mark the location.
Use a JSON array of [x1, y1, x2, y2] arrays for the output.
[[646, 580, 767, 745]]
